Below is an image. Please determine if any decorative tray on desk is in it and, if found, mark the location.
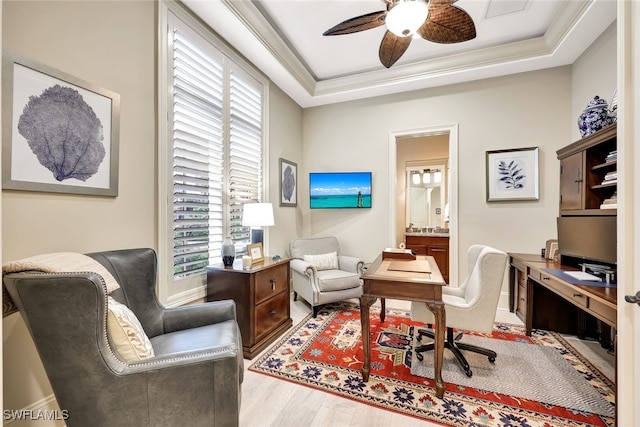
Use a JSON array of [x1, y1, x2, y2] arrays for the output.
[[382, 248, 416, 260]]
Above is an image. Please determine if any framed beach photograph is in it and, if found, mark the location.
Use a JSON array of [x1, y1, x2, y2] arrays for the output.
[[486, 147, 539, 202], [247, 243, 264, 264], [2, 52, 120, 196], [279, 158, 297, 207]]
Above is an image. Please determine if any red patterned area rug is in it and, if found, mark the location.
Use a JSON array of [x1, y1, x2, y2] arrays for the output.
[[249, 302, 615, 426]]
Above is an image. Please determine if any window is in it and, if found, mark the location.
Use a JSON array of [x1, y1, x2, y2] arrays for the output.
[[159, 4, 267, 304]]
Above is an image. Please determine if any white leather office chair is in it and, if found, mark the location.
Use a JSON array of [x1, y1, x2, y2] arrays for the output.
[[411, 244, 508, 377]]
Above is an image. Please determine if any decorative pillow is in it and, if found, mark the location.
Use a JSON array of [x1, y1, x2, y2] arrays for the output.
[[107, 296, 155, 362], [303, 252, 339, 271]]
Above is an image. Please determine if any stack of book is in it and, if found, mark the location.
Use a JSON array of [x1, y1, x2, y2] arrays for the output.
[[600, 190, 617, 209], [601, 170, 617, 185], [605, 150, 617, 163]]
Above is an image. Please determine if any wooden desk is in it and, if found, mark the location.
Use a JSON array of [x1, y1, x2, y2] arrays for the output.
[[509, 253, 616, 340], [360, 255, 446, 398]]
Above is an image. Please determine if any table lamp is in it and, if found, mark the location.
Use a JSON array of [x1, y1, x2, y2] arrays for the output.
[[241, 202, 274, 245]]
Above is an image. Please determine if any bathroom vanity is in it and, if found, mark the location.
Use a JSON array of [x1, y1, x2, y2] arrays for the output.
[[405, 232, 450, 283]]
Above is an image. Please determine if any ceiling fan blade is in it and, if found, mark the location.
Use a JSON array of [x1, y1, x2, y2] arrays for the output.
[[379, 31, 412, 68], [418, 5, 476, 44], [323, 10, 387, 36]]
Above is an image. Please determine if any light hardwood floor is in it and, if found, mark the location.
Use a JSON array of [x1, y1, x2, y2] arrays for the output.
[[239, 296, 615, 426]]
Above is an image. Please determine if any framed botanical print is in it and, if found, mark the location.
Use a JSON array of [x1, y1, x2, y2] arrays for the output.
[[486, 147, 539, 202]]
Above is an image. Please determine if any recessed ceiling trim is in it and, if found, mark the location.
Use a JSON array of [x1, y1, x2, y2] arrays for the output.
[[182, 0, 615, 108]]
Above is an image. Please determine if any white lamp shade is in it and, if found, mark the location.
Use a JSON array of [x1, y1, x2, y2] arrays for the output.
[[422, 171, 431, 184], [242, 203, 274, 227], [385, 0, 429, 38]]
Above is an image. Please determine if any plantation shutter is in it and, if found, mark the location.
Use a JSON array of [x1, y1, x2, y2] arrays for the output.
[[169, 15, 264, 280], [229, 68, 263, 246]]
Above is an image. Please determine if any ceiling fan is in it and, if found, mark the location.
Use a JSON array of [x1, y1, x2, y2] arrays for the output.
[[323, 0, 476, 68]]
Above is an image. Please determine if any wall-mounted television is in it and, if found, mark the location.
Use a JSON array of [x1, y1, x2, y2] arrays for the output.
[[309, 172, 372, 209], [557, 216, 617, 265]]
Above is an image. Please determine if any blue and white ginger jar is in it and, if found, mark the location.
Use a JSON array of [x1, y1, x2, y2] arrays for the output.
[[578, 96, 613, 137]]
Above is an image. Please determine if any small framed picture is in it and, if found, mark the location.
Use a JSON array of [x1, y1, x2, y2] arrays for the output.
[[486, 147, 539, 202], [247, 243, 264, 264], [279, 158, 297, 207]]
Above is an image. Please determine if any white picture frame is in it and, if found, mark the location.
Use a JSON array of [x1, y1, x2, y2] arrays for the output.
[[486, 147, 539, 202]]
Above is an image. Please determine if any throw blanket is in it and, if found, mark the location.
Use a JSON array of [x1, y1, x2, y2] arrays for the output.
[[2, 252, 120, 294]]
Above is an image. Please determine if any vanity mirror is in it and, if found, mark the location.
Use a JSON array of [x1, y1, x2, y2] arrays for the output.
[[405, 163, 447, 232]]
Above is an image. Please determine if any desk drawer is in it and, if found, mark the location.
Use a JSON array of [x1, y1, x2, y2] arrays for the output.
[[517, 268, 527, 288], [589, 298, 616, 327], [516, 283, 527, 316], [533, 270, 588, 309]]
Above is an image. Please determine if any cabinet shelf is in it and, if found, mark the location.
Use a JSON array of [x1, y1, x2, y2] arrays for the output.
[[591, 182, 617, 190], [592, 160, 617, 171]]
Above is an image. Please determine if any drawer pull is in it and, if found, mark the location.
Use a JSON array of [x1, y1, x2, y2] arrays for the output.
[[269, 309, 277, 316], [270, 278, 277, 291], [572, 293, 583, 298], [542, 276, 550, 280]]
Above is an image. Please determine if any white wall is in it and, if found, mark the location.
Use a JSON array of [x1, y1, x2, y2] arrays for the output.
[[302, 68, 572, 279], [572, 22, 618, 141]]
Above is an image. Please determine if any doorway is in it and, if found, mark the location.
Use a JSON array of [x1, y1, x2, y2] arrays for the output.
[[388, 124, 459, 285]]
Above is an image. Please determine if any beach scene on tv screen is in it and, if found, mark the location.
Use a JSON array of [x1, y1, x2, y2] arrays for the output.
[[310, 172, 372, 209]]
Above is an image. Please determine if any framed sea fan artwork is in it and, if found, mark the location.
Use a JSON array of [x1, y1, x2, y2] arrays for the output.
[[2, 52, 120, 196], [486, 147, 539, 202], [279, 158, 297, 207]]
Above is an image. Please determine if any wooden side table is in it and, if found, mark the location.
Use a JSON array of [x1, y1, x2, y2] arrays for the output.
[[206, 257, 292, 359]]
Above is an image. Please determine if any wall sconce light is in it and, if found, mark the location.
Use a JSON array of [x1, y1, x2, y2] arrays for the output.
[[433, 169, 442, 183], [412, 171, 421, 185], [422, 169, 431, 184]]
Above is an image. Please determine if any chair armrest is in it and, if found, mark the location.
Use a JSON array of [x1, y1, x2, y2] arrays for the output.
[[290, 258, 317, 278], [161, 299, 237, 334], [111, 340, 241, 374], [442, 285, 465, 298], [338, 255, 364, 275]]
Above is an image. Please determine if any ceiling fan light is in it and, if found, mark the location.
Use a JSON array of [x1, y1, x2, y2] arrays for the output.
[[385, 0, 429, 38]]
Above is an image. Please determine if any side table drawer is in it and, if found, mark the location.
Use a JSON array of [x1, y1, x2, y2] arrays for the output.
[[255, 292, 289, 341], [255, 264, 289, 304]]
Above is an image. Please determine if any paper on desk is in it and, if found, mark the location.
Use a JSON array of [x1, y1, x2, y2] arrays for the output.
[[564, 271, 602, 282]]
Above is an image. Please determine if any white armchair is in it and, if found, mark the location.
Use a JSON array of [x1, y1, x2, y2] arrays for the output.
[[289, 237, 364, 317], [411, 244, 508, 377]]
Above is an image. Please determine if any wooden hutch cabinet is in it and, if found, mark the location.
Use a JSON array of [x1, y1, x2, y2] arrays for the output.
[[206, 258, 292, 359], [557, 123, 617, 215]]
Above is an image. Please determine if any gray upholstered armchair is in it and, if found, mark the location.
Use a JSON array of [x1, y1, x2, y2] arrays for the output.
[[289, 237, 364, 317], [3, 248, 243, 427]]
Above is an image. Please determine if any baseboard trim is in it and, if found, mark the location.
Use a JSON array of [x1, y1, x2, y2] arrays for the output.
[[3, 394, 65, 426], [164, 285, 206, 308]]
